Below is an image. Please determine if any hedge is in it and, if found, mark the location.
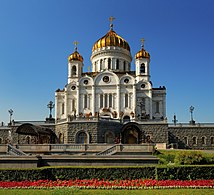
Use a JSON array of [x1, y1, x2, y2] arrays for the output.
[[0, 165, 213, 181]]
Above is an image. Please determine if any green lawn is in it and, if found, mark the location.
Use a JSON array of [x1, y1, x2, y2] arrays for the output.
[[0, 188, 213, 195]]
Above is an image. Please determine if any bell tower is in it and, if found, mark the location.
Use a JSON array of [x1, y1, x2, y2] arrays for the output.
[[135, 38, 150, 82], [68, 41, 84, 83]]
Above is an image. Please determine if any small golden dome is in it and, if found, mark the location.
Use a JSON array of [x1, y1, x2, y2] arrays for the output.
[[92, 29, 130, 52], [135, 48, 150, 59], [68, 50, 83, 62]]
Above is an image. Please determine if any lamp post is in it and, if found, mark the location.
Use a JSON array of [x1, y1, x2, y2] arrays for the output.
[[189, 106, 195, 125], [8, 109, 13, 125], [47, 101, 54, 119], [172, 114, 178, 126]]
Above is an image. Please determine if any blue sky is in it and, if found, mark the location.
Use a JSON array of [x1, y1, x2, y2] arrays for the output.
[[0, 0, 214, 124]]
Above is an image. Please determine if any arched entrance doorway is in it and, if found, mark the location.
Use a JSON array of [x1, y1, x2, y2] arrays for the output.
[[76, 131, 89, 144], [121, 123, 143, 144], [105, 131, 115, 144]]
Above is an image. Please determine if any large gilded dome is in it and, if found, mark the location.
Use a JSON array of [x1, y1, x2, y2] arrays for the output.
[[68, 50, 83, 62], [92, 29, 130, 52]]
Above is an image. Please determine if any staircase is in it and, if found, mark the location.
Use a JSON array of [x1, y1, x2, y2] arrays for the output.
[[96, 145, 117, 156], [7, 144, 27, 156]]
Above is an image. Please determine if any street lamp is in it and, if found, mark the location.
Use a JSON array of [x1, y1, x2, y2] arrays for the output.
[[172, 114, 178, 126], [47, 101, 55, 119], [8, 109, 13, 125], [189, 106, 195, 125]]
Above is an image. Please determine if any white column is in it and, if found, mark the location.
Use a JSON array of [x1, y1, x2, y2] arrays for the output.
[[103, 94, 105, 107], [121, 93, 125, 109], [98, 94, 101, 108], [65, 92, 68, 119], [149, 90, 153, 119], [129, 93, 132, 109], [133, 84, 136, 118], [163, 94, 166, 117], [107, 94, 109, 107], [112, 58, 115, 70], [88, 95, 90, 109], [117, 85, 120, 118], [92, 86, 95, 116], [76, 85, 80, 116]]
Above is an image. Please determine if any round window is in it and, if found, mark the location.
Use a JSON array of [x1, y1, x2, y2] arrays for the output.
[[124, 78, 129, 83], [103, 76, 110, 83], [71, 86, 76, 90], [84, 80, 88, 85], [141, 84, 146, 88]]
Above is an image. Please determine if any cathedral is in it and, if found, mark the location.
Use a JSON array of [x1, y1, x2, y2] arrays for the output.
[[54, 18, 167, 145], [55, 20, 166, 124]]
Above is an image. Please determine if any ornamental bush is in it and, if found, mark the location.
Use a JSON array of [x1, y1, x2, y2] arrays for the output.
[[0, 165, 213, 181], [174, 151, 203, 165]]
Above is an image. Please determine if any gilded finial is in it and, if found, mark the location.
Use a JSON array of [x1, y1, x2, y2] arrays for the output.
[[141, 38, 145, 48], [73, 41, 79, 51], [87, 66, 90, 72], [109, 16, 115, 30]]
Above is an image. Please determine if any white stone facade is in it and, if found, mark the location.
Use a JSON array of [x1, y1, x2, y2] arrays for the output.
[[55, 28, 166, 123]]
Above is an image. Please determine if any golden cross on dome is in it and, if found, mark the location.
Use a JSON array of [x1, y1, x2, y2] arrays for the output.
[[73, 41, 79, 51], [141, 38, 145, 48], [109, 16, 115, 30]]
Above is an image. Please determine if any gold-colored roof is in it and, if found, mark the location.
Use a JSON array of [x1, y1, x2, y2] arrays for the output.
[[92, 29, 130, 52], [135, 48, 150, 59], [68, 50, 83, 62]]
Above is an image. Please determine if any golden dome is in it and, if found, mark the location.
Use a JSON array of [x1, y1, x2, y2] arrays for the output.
[[92, 29, 130, 52], [68, 50, 83, 62], [135, 47, 150, 59]]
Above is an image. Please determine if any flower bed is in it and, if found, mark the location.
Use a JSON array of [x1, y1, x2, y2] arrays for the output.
[[0, 179, 213, 189]]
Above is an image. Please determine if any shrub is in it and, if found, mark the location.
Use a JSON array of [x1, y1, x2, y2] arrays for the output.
[[157, 165, 214, 180], [174, 151, 203, 165], [0, 165, 213, 181]]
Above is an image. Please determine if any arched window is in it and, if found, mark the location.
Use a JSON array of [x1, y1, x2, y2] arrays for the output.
[[100, 59, 103, 70], [125, 94, 128, 107], [116, 59, 119, 69], [123, 61, 126, 71], [109, 94, 112, 107], [105, 131, 114, 144], [72, 99, 76, 111], [202, 136, 206, 145], [72, 65, 77, 76], [104, 94, 108, 107], [84, 94, 87, 108], [76, 132, 88, 144], [193, 136, 197, 145], [108, 58, 111, 69], [62, 103, 65, 115], [140, 63, 145, 74], [156, 102, 160, 113]]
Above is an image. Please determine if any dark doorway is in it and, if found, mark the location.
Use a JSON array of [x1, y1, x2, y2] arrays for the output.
[[121, 123, 142, 144]]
